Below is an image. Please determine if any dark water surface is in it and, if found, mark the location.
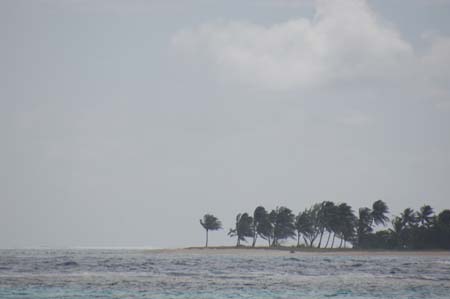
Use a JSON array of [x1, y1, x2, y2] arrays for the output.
[[1, 249, 449, 298]]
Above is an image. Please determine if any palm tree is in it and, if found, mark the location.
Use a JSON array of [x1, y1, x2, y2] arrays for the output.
[[259, 210, 277, 246], [391, 216, 404, 234], [401, 208, 417, 227], [389, 216, 405, 248], [317, 201, 334, 248], [271, 207, 296, 246], [356, 207, 373, 248], [200, 214, 222, 248], [324, 202, 339, 248], [371, 200, 389, 226], [295, 211, 313, 247], [340, 217, 356, 248], [228, 213, 254, 247], [355, 200, 389, 248], [252, 206, 268, 247], [398, 208, 418, 249], [258, 214, 274, 246], [417, 205, 434, 227], [335, 203, 356, 248], [301, 205, 322, 247]]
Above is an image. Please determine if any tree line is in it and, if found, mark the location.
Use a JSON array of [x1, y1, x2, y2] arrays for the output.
[[200, 201, 450, 250]]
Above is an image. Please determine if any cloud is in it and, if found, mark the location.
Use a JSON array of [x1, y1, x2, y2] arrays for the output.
[[420, 36, 450, 101], [172, 0, 450, 97]]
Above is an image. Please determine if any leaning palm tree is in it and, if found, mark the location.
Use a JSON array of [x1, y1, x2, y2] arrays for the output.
[[200, 214, 222, 248], [228, 213, 254, 247], [339, 214, 356, 249], [324, 202, 339, 248], [301, 205, 321, 247], [271, 207, 296, 247], [258, 215, 274, 246], [295, 211, 313, 248], [334, 203, 356, 248], [258, 210, 276, 246], [252, 206, 269, 247], [317, 201, 335, 248], [417, 205, 434, 227]]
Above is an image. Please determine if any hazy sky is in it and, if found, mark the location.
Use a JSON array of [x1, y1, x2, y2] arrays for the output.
[[1, 0, 450, 249]]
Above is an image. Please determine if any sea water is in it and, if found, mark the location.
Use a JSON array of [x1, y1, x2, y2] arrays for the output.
[[0, 249, 449, 298]]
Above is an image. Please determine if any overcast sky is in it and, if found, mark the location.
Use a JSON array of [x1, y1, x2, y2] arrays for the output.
[[1, 0, 450, 249]]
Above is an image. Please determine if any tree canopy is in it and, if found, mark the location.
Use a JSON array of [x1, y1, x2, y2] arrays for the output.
[[202, 202, 450, 250], [200, 214, 222, 248], [228, 213, 254, 247]]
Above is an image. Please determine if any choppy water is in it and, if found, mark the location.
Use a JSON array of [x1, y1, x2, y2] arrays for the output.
[[1, 249, 449, 298]]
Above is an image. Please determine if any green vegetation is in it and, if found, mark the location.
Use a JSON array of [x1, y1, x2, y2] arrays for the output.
[[228, 213, 254, 246], [200, 214, 222, 248], [203, 201, 450, 250]]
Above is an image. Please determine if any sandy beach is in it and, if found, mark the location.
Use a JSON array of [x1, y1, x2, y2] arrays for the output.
[[147, 247, 450, 257]]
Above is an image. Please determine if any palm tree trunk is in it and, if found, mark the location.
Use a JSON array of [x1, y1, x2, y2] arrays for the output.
[[297, 232, 301, 247], [236, 238, 240, 247], [325, 232, 331, 248], [205, 229, 209, 248], [267, 237, 271, 247], [339, 237, 343, 248], [303, 236, 309, 247], [252, 232, 257, 247], [318, 230, 324, 248], [331, 233, 336, 248]]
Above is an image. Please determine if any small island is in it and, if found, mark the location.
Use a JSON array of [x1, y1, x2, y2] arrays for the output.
[[198, 201, 450, 251]]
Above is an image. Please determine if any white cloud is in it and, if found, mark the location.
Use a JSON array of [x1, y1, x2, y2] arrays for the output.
[[172, 0, 450, 97]]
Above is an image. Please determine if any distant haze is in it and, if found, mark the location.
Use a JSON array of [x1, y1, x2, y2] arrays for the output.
[[1, 0, 450, 249]]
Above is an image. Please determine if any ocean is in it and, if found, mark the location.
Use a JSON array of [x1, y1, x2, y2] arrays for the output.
[[0, 249, 449, 298]]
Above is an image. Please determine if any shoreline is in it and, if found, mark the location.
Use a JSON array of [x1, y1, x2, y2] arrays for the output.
[[147, 246, 450, 257]]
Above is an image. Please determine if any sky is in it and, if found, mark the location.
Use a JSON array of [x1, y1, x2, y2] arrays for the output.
[[1, 0, 450, 249]]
